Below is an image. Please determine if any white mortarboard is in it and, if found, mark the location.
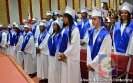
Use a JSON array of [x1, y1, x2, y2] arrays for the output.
[[32, 17, 38, 21], [46, 11, 52, 16], [54, 18, 63, 28], [0, 24, 3, 27], [23, 19, 28, 23], [8, 24, 12, 28], [14, 23, 22, 29], [24, 23, 31, 29], [54, 10, 61, 15], [92, 7, 104, 17], [12, 22, 19, 25], [65, 6, 75, 18], [80, 7, 90, 13], [39, 20, 48, 27], [119, 2, 133, 13]]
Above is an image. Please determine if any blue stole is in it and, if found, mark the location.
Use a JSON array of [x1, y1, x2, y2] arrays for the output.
[[48, 34, 59, 56], [38, 31, 48, 46], [89, 28, 109, 60], [46, 19, 53, 31], [21, 32, 33, 52], [10, 30, 16, 46], [15, 32, 22, 46], [58, 24, 76, 52], [0, 31, 4, 43], [78, 18, 90, 39], [114, 21, 133, 53], [32, 23, 38, 36]]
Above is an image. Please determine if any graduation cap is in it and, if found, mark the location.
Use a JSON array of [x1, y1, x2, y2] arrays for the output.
[[32, 17, 38, 21], [46, 11, 52, 16], [119, 2, 133, 13], [91, 7, 104, 26], [54, 17, 63, 28], [80, 7, 90, 13], [53, 10, 61, 15], [0, 24, 3, 28], [24, 23, 31, 29], [39, 20, 48, 27], [23, 19, 28, 23], [65, 6, 76, 18]]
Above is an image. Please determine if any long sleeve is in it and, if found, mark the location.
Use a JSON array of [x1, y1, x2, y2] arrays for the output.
[[64, 27, 80, 61], [14, 35, 23, 51], [24, 36, 35, 54], [34, 25, 40, 43], [39, 34, 50, 55], [90, 34, 112, 73], [0, 32, 7, 48]]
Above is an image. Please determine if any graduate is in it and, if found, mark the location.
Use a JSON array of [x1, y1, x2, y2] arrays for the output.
[[0, 24, 7, 53], [48, 18, 63, 83], [58, 6, 80, 83], [36, 20, 50, 83], [77, 7, 91, 50], [86, 7, 112, 83], [8, 22, 19, 57], [49, 10, 62, 37], [113, 2, 133, 56], [32, 17, 40, 45], [13, 23, 24, 67], [21, 23, 36, 78], [46, 11, 54, 34], [5, 24, 12, 54]]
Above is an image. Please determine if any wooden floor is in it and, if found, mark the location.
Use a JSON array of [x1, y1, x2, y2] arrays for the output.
[[32, 76, 41, 83]]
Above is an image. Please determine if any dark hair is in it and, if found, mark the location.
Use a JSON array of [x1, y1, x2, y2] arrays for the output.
[[63, 13, 74, 42], [51, 23, 61, 40], [120, 11, 131, 27]]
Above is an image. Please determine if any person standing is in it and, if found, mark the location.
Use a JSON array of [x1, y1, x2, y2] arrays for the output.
[[21, 23, 36, 78], [113, 2, 133, 56], [58, 6, 80, 83], [87, 7, 112, 83], [36, 20, 50, 83], [77, 7, 91, 50], [48, 18, 63, 83], [0, 24, 7, 53]]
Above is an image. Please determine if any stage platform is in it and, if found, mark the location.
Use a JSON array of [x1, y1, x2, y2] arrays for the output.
[[0, 51, 35, 83]]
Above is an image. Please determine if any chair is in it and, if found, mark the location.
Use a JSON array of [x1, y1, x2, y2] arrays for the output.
[[80, 49, 88, 83]]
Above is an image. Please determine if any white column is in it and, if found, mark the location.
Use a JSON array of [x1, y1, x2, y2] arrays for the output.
[[80, 0, 85, 8], [32, 0, 41, 20], [92, 0, 95, 7], [8, 0, 19, 24], [67, 0, 72, 8], [51, 0, 58, 11]]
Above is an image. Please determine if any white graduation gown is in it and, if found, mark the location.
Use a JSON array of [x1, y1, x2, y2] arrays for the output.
[[8, 32, 16, 57], [23, 32, 36, 74], [48, 34, 60, 83], [87, 28, 112, 83], [0, 32, 7, 53], [54, 49, 62, 83], [113, 24, 133, 56], [36, 33, 50, 79], [32, 24, 40, 46], [80, 29, 89, 50], [14, 35, 24, 67], [61, 27, 81, 83]]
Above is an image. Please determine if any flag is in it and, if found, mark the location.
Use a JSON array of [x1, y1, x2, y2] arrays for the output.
[[98, 54, 117, 77], [28, 7, 32, 24]]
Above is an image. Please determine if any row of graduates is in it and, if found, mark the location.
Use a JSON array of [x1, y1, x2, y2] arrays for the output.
[[0, 1, 133, 83]]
